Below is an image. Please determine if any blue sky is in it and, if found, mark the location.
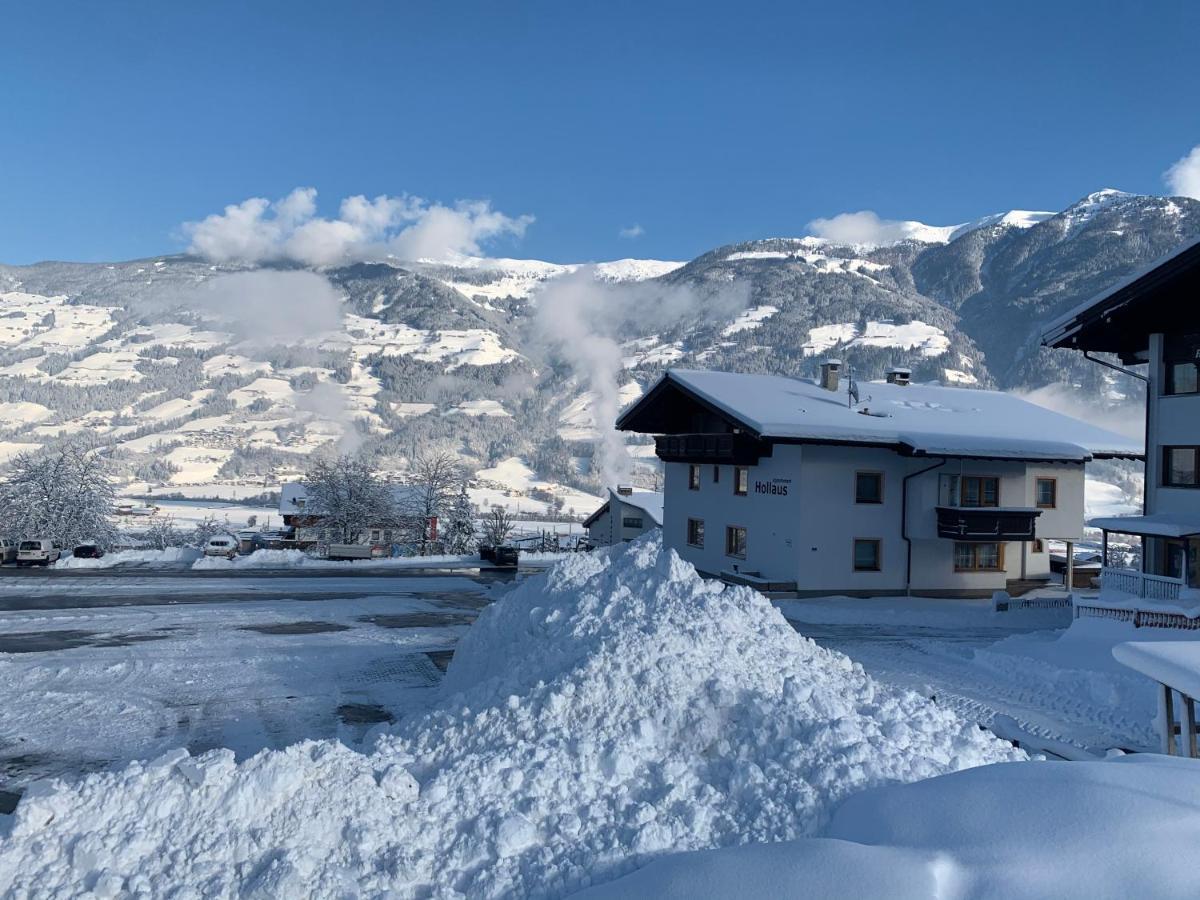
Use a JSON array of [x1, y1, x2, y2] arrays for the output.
[[2, 0, 1198, 265]]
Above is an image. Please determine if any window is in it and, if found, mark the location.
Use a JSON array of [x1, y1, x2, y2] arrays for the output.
[[1163, 334, 1200, 396], [855, 471, 883, 504], [960, 476, 999, 508], [622, 516, 644, 529], [725, 525, 747, 558], [1035, 477, 1057, 509], [853, 539, 881, 572], [1032, 539, 1045, 553], [1166, 361, 1200, 396], [370, 530, 382, 542], [734, 467, 749, 496], [688, 464, 701, 490], [713, 465, 720, 484], [1164, 447, 1200, 487], [687, 518, 705, 547], [954, 542, 1004, 571]]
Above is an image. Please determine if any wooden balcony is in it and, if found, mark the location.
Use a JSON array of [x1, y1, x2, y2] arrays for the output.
[[654, 433, 770, 465], [934, 506, 1041, 542]]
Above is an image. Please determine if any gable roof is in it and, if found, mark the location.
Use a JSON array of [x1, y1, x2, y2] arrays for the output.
[[618, 369, 1142, 462], [582, 489, 664, 528], [1041, 235, 1200, 358]]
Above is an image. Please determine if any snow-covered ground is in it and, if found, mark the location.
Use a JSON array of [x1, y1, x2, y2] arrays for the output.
[[1, 538, 1196, 898], [778, 593, 1162, 754], [0, 578, 490, 797], [0, 536, 1022, 896]]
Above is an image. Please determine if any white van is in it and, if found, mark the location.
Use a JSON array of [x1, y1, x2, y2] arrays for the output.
[[17, 539, 62, 566], [204, 534, 240, 559]]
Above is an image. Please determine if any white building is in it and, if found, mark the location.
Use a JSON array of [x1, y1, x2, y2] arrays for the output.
[[583, 487, 663, 547], [618, 366, 1140, 596], [1044, 236, 1200, 619]]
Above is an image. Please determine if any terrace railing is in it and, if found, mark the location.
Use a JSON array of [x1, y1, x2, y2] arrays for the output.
[[1100, 567, 1184, 602]]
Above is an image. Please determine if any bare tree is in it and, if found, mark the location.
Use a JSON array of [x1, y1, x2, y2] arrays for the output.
[[142, 515, 183, 550], [481, 506, 514, 547], [304, 455, 396, 544], [406, 450, 463, 554]]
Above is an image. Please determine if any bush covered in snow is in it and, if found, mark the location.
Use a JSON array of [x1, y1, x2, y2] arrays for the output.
[[0, 534, 1022, 897]]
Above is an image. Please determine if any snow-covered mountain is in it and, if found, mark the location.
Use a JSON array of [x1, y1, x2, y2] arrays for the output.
[[0, 189, 1194, 513]]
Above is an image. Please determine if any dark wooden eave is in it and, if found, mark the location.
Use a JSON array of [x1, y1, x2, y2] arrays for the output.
[[616, 371, 758, 437], [1042, 237, 1200, 363]]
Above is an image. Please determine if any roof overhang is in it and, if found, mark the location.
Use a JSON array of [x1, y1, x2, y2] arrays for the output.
[[1089, 514, 1200, 539], [1042, 236, 1200, 361]]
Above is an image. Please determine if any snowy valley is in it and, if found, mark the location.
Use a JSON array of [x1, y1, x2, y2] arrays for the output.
[[0, 189, 1192, 527]]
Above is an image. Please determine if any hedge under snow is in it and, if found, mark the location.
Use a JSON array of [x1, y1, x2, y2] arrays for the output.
[[0, 534, 1023, 898]]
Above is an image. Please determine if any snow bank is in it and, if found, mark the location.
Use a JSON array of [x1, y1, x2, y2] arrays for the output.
[[578, 755, 1200, 900], [53, 547, 202, 569], [0, 534, 1021, 898]]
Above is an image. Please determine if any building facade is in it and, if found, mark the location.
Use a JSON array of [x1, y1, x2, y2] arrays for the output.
[[619, 367, 1139, 597], [583, 487, 663, 547], [1044, 236, 1200, 606]]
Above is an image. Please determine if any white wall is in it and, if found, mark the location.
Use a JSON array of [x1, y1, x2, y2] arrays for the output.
[[661, 443, 1084, 594], [1146, 333, 1200, 518], [588, 499, 659, 546], [663, 446, 803, 578]]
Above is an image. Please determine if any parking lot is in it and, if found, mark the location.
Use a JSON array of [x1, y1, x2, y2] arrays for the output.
[[0, 568, 517, 811]]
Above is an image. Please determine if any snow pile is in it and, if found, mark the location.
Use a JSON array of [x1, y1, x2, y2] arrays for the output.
[[578, 755, 1200, 900], [0, 535, 1021, 898], [53, 547, 202, 569]]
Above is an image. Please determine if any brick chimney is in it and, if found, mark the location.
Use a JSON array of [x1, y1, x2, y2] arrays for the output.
[[819, 359, 841, 391]]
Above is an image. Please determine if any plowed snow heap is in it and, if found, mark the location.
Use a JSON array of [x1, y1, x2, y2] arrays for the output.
[[0, 534, 1022, 898]]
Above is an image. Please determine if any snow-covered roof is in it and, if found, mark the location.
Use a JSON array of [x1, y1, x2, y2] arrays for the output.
[[623, 369, 1142, 461], [1113, 641, 1200, 699], [583, 489, 664, 528], [614, 489, 663, 525], [1088, 513, 1200, 538]]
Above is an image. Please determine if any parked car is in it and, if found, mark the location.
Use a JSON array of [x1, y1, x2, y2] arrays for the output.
[[17, 539, 62, 567], [73, 543, 105, 559], [203, 534, 240, 559], [0, 539, 18, 565]]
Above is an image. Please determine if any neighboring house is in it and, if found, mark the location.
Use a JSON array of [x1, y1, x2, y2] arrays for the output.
[[617, 366, 1140, 597], [278, 481, 436, 550], [1043, 236, 1200, 617], [583, 487, 663, 547]]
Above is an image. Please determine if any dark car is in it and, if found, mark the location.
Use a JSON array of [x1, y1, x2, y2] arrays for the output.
[[72, 544, 105, 559]]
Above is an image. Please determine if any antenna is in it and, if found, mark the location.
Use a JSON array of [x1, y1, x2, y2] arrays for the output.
[[847, 365, 860, 407]]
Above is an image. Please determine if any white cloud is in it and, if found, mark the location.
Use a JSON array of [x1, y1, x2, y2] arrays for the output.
[[184, 188, 534, 265], [618, 224, 645, 239], [1165, 145, 1200, 200], [806, 210, 931, 246]]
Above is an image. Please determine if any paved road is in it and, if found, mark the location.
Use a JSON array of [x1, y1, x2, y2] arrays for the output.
[[0, 572, 505, 811], [0, 568, 522, 611]]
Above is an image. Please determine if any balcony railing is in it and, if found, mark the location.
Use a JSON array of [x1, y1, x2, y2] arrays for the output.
[[1100, 566, 1185, 601], [934, 506, 1041, 541]]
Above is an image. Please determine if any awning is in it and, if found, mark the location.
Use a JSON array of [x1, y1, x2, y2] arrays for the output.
[[1089, 513, 1200, 539]]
